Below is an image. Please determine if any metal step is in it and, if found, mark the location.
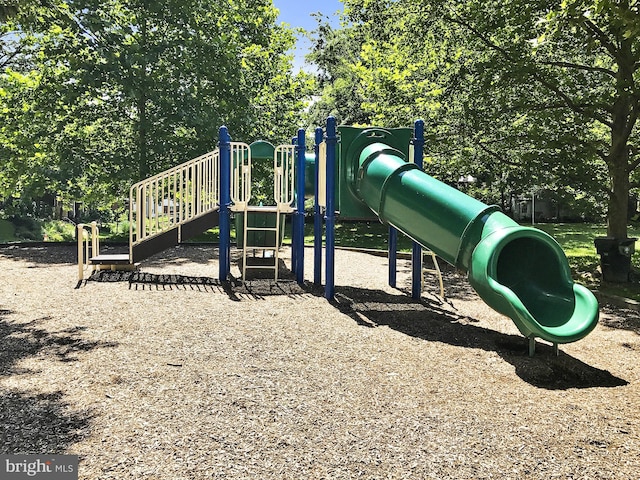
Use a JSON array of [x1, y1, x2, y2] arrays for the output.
[[89, 254, 131, 264]]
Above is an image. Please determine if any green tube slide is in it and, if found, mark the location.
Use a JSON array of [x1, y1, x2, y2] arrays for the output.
[[354, 141, 599, 345]]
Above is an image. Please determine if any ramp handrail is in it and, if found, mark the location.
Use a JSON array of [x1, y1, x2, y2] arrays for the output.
[[77, 222, 99, 281], [129, 149, 221, 256]]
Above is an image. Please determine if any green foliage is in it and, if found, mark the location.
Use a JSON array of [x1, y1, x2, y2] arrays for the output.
[[104, 215, 131, 242], [1, 0, 310, 210], [42, 220, 75, 242], [0, 218, 16, 242], [8, 215, 41, 240], [308, 0, 640, 242], [305, 15, 371, 126], [0, 217, 80, 242]]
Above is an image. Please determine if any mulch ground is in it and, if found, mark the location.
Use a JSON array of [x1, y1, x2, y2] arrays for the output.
[[1, 243, 639, 479]]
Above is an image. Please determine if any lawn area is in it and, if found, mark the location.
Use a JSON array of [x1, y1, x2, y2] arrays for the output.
[[0, 219, 16, 242], [300, 220, 640, 301]]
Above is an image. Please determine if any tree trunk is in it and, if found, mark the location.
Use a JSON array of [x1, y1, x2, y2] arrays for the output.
[[597, 106, 633, 282], [138, 93, 148, 180], [606, 129, 630, 240], [606, 47, 634, 240], [599, 39, 636, 282]]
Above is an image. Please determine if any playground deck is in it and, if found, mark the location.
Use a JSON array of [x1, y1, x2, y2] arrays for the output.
[[1, 244, 639, 479]]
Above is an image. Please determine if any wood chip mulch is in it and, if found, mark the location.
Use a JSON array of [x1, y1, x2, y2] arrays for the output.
[[1, 244, 639, 479]]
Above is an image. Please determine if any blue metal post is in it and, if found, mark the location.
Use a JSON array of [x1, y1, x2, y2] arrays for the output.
[[218, 126, 231, 281], [295, 128, 306, 284], [314, 127, 324, 286], [412, 119, 425, 299], [291, 135, 298, 274], [388, 226, 398, 287], [325, 117, 337, 299]]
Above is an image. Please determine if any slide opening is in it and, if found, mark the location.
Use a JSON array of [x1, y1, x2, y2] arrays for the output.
[[495, 236, 575, 328]]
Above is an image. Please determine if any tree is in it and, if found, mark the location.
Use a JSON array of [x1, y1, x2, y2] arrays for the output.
[[305, 13, 371, 127], [1, 0, 310, 212], [324, 0, 638, 277], [440, 0, 640, 241]]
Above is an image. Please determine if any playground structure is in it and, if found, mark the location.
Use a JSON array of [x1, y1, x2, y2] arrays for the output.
[[77, 117, 599, 355], [77, 132, 305, 283]]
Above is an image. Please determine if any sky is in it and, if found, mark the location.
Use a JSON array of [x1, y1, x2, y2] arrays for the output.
[[272, 0, 344, 71]]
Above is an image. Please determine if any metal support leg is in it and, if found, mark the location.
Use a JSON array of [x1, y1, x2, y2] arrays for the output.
[[553, 343, 559, 356], [528, 336, 536, 357], [389, 226, 397, 288]]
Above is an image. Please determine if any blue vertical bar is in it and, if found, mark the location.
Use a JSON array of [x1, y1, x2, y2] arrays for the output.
[[412, 119, 425, 299], [313, 127, 324, 286], [388, 226, 397, 287], [291, 135, 298, 275], [295, 128, 306, 284], [325, 117, 337, 299], [218, 126, 231, 281]]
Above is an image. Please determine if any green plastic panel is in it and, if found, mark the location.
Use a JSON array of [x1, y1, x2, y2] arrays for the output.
[[305, 152, 316, 198], [337, 126, 413, 219], [249, 140, 275, 161]]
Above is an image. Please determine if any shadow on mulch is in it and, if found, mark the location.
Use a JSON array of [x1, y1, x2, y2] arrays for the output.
[[332, 286, 628, 391], [395, 259, 478, 301], [0, 389, 92, 454], [0, 314, 119, 374], [0, 244, 78, 266], [598, 304, 640, 335], [0, 310, 114, 452], [88, 265, 312, 301]]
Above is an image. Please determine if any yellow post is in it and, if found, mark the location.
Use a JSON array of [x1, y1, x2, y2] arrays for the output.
[[77, 223, 85, 281]]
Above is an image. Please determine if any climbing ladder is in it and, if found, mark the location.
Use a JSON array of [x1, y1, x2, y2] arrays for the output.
[[231, 144, 296, 281]]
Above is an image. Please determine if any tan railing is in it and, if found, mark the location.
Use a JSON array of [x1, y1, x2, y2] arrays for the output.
[[77, 222, 100, 281], [129, 149, 221, 256], [230, 142, 252, 211], [274, 145, 296, 211]]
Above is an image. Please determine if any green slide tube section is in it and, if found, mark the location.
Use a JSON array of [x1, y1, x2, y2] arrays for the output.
[[355, 142, 599, 344]]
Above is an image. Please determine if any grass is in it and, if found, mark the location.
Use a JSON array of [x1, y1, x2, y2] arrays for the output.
[[301, 220, 640, 301], [0, 219, 16, 242]]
